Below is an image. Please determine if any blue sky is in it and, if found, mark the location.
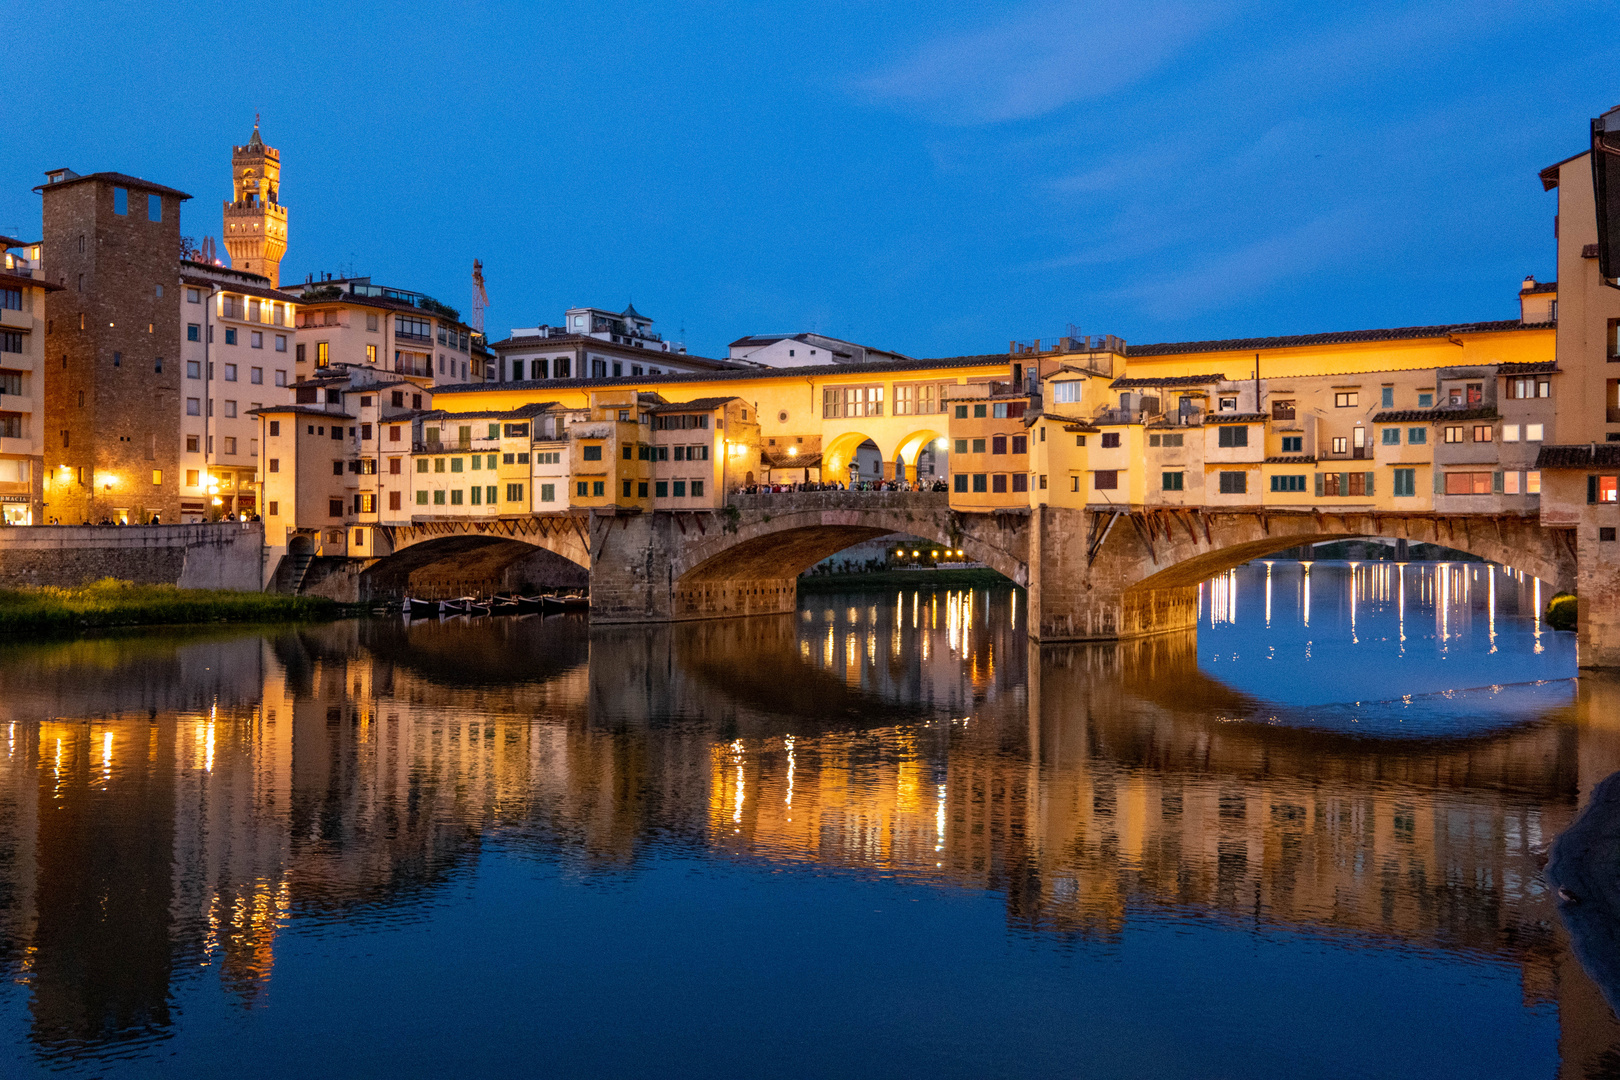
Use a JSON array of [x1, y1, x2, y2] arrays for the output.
[[3, 1, 1616, 359]]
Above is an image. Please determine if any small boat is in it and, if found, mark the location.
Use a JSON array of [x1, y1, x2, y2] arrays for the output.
[[514, 595, 546, 615], [543, 594, 590, 613], [489, 598, 522, 617], [405, 598, 439, 619]]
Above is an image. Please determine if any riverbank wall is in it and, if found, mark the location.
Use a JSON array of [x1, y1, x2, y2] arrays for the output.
[[0, 522, 264, 591]]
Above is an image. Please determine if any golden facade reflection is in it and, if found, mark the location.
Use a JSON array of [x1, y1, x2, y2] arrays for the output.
[[0, 593, 1616, 1072]]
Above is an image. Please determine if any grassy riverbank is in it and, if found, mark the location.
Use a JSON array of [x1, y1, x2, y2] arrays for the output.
[[797, 568, 1014, 592], [0, 579, 341, 634]]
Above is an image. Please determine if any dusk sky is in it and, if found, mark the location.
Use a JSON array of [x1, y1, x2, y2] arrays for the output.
[[4, 1, 1617, 359]]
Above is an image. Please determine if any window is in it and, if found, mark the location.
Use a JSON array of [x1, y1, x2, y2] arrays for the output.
[[974, 404, 986, 418], [971, 438, 986, 454], [275, 370, 287, 387], [114, 187, 128, 215], [953, 475, 967, 493], [1381, 428, 1401, 445], [540, 483, 556, 503], [1443, 426, 1464, 444], [433, 490, 446, 505], [397, 315, 431, 340], [1271, 475, 1306, 492], [1504, 471, 1521, 495], [1331, 436, 1347, 454], [250, 331, 262, 349], [1216, 426, 1248, 447], [316, 342, 329, 367], [1051, 381, 1083, 405], [1093, 471, 1117, 490], [223, 437, 236, 455], [991, 435, 1007, 455], [225, 328, 237, 346], [1528, 470, 1541, 493], [187, 323, 200, 342], [1502, 424, 1520, 442], [147, 193, 162, 221], [592, 481, 605, 497], [1162, 471, 1184, 491], [1408, 427, 1427, 445], [250, 366, 263, 384], [673, 480, 687, 497], [224, 363, 237, 382], [1101, 432, 1120, 448], [583, 445, 602, 461], [1011, 474, 1028, 493], [450, 458, 463, 473], [450, 489, 464, 505], [1445, 471, 1496, 495], [186, 359, 201, 379], [1473, 425, 1493, 442], [1527, 423, 1544, 441], [972, 474, 988, 493], [1393, 468, 1416, 497], [1417, 391, 1434, 408], [1381, 387, 1394, 407], [692, 480, 705, 497], [1334, 392, 1358, 408], [1218, 471, 1246, 494], [329, 499, 344, 518], [389, 457, 401, 474], [1011, 435, 1027, 454], [954, 405, 968, 419], [223, 400, 236, 418], [991, 474, 1008, 493], [1153, 433, 1185, 448], [186, 397, 200, 416], [416, 490, 429, 505]]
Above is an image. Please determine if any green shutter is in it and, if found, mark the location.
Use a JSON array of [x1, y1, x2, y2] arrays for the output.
[[1592, 475, 1601, 504], [1493, 471, 1504, 494], [1339, 472, 1349, 496], [1314, 473, 1323, 497], [1365, 472, 1374, 496], [1435, 470, 1445, 494]]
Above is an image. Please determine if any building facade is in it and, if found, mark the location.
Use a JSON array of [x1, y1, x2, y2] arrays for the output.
[[0, 239, 58, 524]]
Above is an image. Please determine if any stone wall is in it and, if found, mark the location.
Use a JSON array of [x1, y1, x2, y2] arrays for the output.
[[0, 522, 263, 590]]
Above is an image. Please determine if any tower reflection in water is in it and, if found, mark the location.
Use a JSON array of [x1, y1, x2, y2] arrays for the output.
[[0, 562, 1615, 1076]]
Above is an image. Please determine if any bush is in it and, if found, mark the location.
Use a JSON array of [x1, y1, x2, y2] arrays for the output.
[[0, 578, 340, 634], [1546, 592, 1578, 632]]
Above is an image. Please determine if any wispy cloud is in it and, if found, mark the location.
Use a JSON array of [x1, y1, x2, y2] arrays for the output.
[[853, 0, 1233, 125]]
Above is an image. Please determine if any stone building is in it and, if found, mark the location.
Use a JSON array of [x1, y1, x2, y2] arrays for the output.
[[222, 120, 288, 288], [36, 168, 189, 524]]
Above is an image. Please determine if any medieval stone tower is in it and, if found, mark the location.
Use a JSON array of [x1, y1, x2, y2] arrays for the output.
[[222, 119, 287, 286]]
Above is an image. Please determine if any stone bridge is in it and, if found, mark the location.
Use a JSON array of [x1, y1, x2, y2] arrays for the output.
[[351, 494, 1577, 642]]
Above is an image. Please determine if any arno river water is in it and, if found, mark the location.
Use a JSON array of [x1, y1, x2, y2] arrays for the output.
[[2, 561, 1618, 1078]]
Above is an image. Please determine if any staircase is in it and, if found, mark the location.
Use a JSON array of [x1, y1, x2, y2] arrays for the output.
[[271, 551, 314, 594]]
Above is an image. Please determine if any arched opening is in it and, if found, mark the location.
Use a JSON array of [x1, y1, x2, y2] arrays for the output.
[[821, 432, 885, 486], [362, 535, 588, 602], [894, 428, 947, 485]]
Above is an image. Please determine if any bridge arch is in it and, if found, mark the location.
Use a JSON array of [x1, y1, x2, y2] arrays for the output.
[[894, 427, 946, 481], [360, 517, 591, 601], [821, 431, 885, 482], [660, 495, 1029, 621]]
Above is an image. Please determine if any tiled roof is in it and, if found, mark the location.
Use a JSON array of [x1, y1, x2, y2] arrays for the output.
[[649, 396, 741, 413], [1520, 280, 1557, 295], [1585, 244, 1601, 259], [1111, 373, 1226, 388], [433, 353, 1009, 396], [1209, 413, 1268, 423], [0, 270, 62, 292], [1128, 319, 1549, 357], [490, 333, 745, 369], [248, 405, 355, 419], [1536, 444, 1620, 469], [418, 401, 561, 422], [1372, 406, 1498, 423], [180, 273, 299, 304], [1541, 150, 1586, 190], [1264, 455, 1317, 464], [1496, 361, 1559, 375], [33, 171, 192, 199]]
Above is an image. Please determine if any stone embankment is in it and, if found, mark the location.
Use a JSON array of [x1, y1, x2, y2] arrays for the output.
[[0, 522, 264, 591]]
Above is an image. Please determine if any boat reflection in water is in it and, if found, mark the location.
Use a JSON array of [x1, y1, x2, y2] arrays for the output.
[[1, 561, 1617, 1078]]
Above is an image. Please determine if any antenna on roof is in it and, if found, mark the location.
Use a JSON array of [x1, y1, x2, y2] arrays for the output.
[[471, 260, 489, 333]]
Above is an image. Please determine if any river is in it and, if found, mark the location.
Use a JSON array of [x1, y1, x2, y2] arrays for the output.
[[1, 560, 1617, 1078]]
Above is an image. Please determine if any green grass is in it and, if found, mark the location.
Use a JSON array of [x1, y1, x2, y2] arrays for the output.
[[1546, 592, 1578, 632], [0, 579, 341, 634], [797, 568, 1016, 592]]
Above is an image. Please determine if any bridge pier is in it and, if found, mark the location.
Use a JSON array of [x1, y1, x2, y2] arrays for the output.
[[1028, 506, 1200, 641]]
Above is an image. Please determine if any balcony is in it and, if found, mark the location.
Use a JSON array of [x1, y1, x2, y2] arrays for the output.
[[415, 440, 474, 453]]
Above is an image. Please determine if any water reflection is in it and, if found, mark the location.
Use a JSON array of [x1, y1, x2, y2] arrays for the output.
[[0, 577, 1617, 1077]]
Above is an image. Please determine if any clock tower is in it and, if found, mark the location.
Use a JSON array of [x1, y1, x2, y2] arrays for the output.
[[222, 118, 288, 286]]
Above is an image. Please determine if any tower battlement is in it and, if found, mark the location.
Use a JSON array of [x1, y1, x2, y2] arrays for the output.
[[222, 119, 287, 287]]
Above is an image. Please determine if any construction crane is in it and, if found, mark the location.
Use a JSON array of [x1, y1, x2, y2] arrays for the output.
[[471, 259, 489, 333]]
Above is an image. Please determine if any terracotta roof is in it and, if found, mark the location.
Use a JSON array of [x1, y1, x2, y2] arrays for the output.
[[1209, 413, 1268, 423], [0, 270, 62, 292], [1540, 150, 1587, 190], [1128, 319, 1549, 357], [1496, 361, 1559, 375], [418, 401, 560, 422], [1372, 406, 1498, 423], [33, 171, 192, 199], [1585, 244, 1601, 259], [1520, 280, 1557, 295], [248, 405, 355, 419], [649, 396, 741, 413], [1264, 455, 1317, 465], [1537, 444, 1620, 469], [433, 353, 1009, 396], [1112, 373, 1226, 388], [180, 273, 298, 304]]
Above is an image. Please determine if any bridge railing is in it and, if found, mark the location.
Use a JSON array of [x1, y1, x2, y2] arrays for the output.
[[729, 490, 949, 512]]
